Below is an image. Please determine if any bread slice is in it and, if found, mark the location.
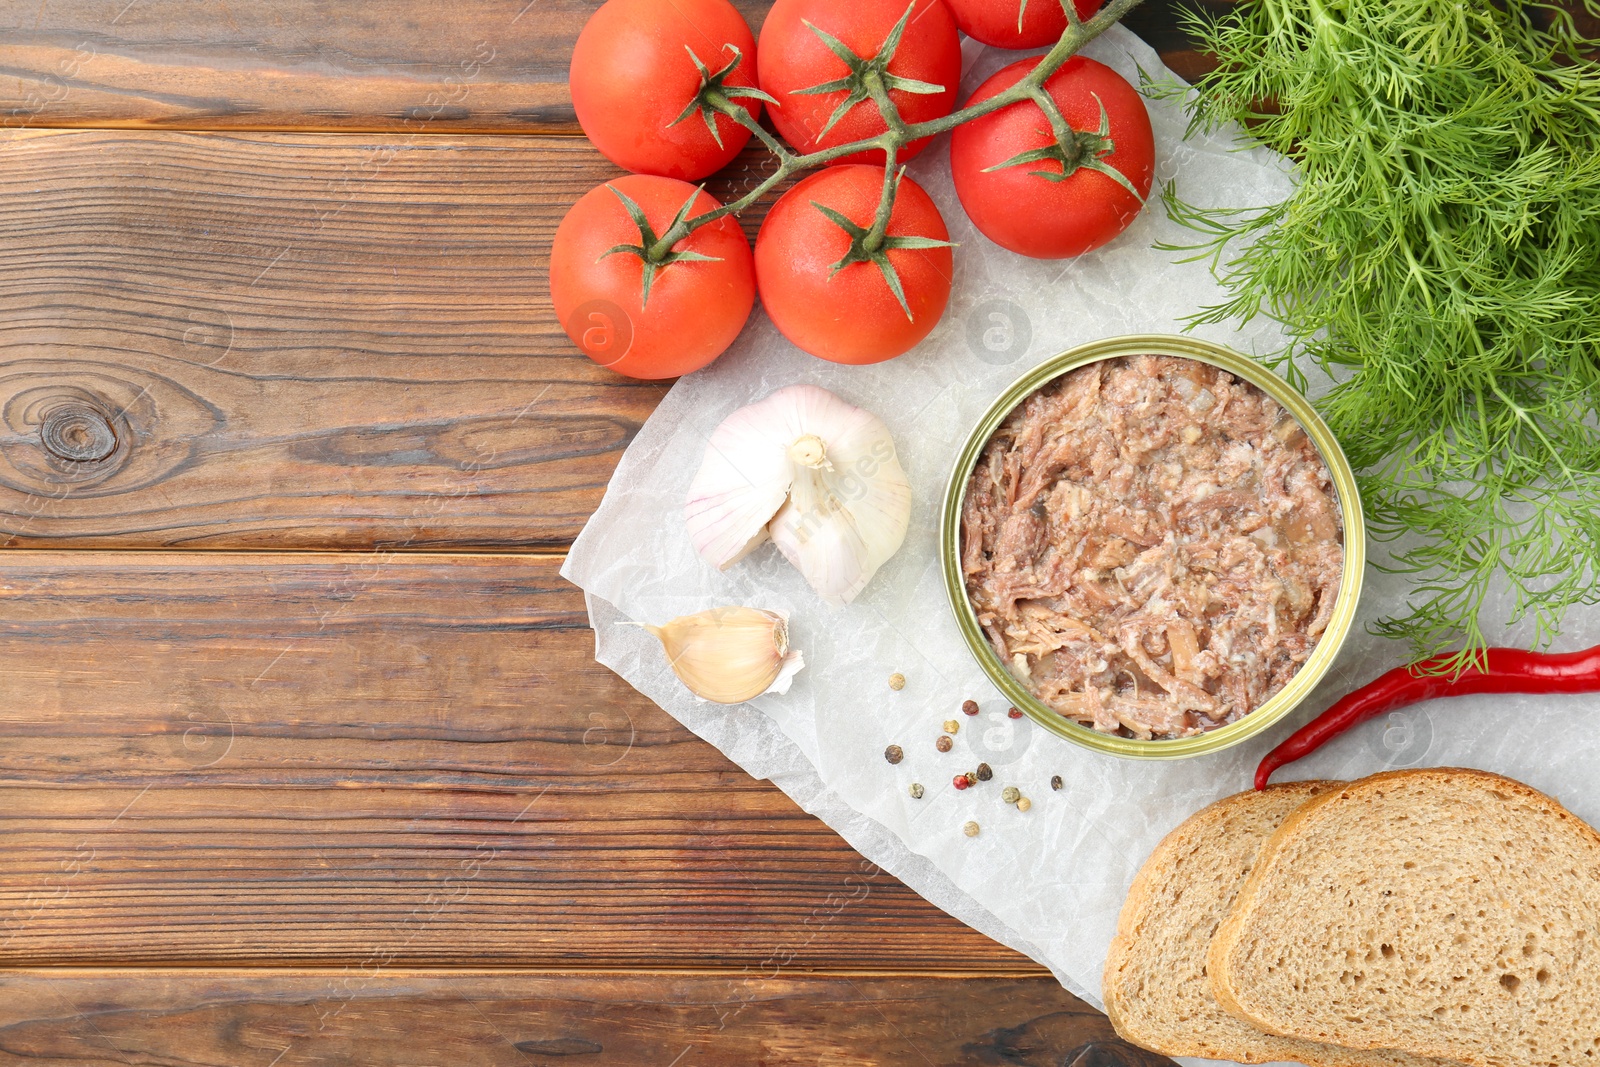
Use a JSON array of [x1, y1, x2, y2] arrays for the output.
[[1105, 781, 1449, 1066], [1209, 768, 1600, 1067]]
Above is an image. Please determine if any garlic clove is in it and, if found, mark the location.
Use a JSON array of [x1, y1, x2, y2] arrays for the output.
[[770, 492, 870, 608], [685, 394, 797, 569], [686, 385, 911, 605], [643, 606, 803, 704]]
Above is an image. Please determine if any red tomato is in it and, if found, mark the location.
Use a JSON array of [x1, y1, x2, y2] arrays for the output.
[[758, 0, 961, 165], [755, 165, 953, 364], [943, 0, 1101, 49], [550, 176, 755, 379], [949, 55, 1154, 258], [571, 0, 764, 181]]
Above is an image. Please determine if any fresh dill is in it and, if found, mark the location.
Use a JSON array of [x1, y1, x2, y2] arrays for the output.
[[1164, 0, 1600, 666]]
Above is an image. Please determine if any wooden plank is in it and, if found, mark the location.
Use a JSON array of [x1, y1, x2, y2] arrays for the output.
[[0, 128, 691, 550], [0, 551, 1035, 971], [0, 971, 1173, 1065], [0, 0, 1214, 134], [0, 0, 762, 135]]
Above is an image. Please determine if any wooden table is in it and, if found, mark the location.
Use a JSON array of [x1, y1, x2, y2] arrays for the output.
[[0, 3, 1213, 1061]]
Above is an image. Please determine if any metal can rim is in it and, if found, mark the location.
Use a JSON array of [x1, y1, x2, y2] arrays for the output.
[[938, 334, 1366, 761]]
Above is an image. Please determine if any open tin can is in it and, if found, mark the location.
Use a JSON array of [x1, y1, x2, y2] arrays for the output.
[[938, 334, 1365, 760]]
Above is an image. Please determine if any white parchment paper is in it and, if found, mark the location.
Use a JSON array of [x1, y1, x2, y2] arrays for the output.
[[562, 25, 1600, 1066]]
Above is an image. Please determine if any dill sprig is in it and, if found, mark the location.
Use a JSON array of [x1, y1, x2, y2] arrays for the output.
[[1165, 0, 1600, 666]]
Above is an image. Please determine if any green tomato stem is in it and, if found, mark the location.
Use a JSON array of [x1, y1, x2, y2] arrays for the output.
[[863, 68, 912, 140], [862, 144, 900, 253], [1030, 86, 1081, 165]]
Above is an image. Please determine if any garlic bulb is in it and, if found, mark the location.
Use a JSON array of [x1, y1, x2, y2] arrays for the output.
[[685, 385, 911, 606], [645, 606, 804, 704]]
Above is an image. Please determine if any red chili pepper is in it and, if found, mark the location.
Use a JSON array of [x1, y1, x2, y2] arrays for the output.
[[1256, 643, 1600, 790]]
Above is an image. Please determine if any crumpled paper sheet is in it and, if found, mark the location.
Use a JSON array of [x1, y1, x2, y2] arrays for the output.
[[562, 25, 1600, 1067]]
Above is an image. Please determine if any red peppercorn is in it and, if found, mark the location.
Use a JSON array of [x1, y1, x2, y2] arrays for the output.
[[952, 774, 969, 790], [1008, 706, 1023, 719], [961, 699, 979, 716]]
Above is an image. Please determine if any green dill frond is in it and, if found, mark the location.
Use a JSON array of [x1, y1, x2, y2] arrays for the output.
[[1170, 0, 1600, 659]]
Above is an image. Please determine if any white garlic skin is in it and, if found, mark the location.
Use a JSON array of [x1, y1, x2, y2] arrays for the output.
[[685, 385, 911, 606], [644, 606, 805, 704]]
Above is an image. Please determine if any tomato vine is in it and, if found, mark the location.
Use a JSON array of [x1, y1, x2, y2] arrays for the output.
[[631, 0, 1147, 273]]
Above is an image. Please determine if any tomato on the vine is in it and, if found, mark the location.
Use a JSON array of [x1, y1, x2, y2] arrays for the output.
[[571, 0, 769, 181], [949, 56, 1153, 259], [755, 165, 953, 364], [757, 0, 961, 165], [944, 0, 1101, 49], [551, 176, 755, 379]]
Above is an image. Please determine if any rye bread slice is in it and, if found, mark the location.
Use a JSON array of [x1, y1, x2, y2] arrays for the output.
[[1209, 768, 1600, 1067], [1104, 781, 1448, 1067]]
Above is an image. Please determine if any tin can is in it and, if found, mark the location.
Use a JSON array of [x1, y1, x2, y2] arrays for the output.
[[939, 335, 1365, 760]]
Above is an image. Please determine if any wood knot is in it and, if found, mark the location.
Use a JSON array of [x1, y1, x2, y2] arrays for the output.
[[40, 405, 118, 463], [0, 367, 217, 503], [963, 1013, 1171, 1067], [512, 1038, 602, 1056]]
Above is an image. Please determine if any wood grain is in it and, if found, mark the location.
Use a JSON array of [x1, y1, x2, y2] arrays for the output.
[[0, 127, 798, 550], [0, 0, 1216, 134], [0, 0, 747, 134], [0, 551, 1039, 971], [0, 971, 1172, 1066], [0, 128, 659, 550]]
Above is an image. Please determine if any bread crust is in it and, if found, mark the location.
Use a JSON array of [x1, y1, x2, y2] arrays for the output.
[[1105, 780, 1446, 1066], [1207, 768, 1600, 1067], [1105, 783, 1323, 1059]]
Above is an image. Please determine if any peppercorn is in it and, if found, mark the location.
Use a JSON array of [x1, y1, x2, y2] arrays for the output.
[[963, 821, 980, 837], [884, 744, 903, 765], [961, 699, 979, 716], [964, 771, 978, 786], [1050, 775, 1063, 791], [888, 672, 906, 691], [942, 719, 960, 735], [1001, 786, 1020, 804], [975, 763, 993, 782], [1016, 796, 1032, 812], [1007, 706, 1023, 719], [909, 783, 924, 799], [952, 774, 970, 790], [935, 735, 953, 753]]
